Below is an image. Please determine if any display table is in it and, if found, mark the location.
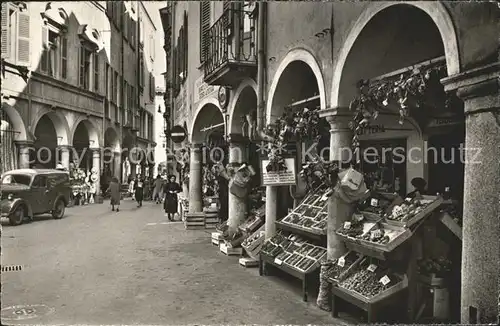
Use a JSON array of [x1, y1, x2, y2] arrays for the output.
[[260, 252, 321, 302]]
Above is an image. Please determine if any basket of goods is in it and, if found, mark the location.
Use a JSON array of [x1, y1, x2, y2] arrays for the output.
[[273, 251, 292, 265], [323, 251, 363, 284], [356, 221, 411, 252], [239, 215, 263, 234], [242, 230, 265, 252], [296, 256, 317, 272], [338, 258, 408, 303], [304, 194, 320, 206], [261, 241, 283, 257], [384, 195, 443, 227], [312, 219, 327, 231], [295, 204, 309, 215], [336, 213, 376, 240], [305, 246, 327, 263], [357, 193, 402, 219], [282, 213, 301, 225], [284, 253, 303, 267], [215, 221, 228, 233], [304, 206, 321, 218], [417, 257, 452, 286]]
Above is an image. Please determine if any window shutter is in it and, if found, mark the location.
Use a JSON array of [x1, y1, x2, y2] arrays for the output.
[[79, 47, 85, 87], [61, 36, 68, 79], [94, 54, 99, 92], [40, 25, 48, 72], [199, 2, 210, 63], [223, 1, 233, 28], [1, 3, 10, 59], [17, 10, 30, 66], [151, 76, 155, 101], [184, 12, 188, 78]]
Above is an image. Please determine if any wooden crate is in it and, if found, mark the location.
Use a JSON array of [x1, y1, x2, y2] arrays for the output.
[[239, 257, 259, 267], [220, 242, 243, 256], [385, 196, 443, 228], [439, 212, 462, 240], [337, 274, 409, 304]]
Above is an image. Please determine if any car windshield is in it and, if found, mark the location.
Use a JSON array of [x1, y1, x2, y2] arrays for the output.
[[1, 174, 32, 186]]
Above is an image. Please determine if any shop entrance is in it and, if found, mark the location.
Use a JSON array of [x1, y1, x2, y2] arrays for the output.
[[33, 115, 59, 169]]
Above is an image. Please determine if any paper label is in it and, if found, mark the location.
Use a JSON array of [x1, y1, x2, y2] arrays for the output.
[[379, 275, 391, 285], [370, 198, 379, 207], [274, 258, 283, 265], [404, 197, 412, 202], [344, 221, 352, 229], [367, 264, 378, 272], [337, 256, 346, 267]]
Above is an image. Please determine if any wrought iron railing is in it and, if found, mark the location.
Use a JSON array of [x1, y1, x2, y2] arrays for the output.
[[204, 8, 257, 78]]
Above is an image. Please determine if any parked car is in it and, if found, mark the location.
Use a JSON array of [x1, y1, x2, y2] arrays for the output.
[[1, 169, 71, 225]]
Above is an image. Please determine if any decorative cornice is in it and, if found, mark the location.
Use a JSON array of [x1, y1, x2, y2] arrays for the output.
[[456, 78, 499, 101], [441, 62, 500, 93], [319, 106, 352, 119]]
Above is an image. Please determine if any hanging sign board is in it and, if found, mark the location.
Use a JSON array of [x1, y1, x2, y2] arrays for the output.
[[427, 117, 463, 128], [169, 125, 187, 143], [260, 157, 297, 186]]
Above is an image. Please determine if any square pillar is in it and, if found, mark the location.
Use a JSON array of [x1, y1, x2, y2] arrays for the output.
[[15, 141, 34, 169], [91, 148, 102, 203], [188, 143, 203, 213], [57, 145, 72, 171], [442, 62, 500, 324]]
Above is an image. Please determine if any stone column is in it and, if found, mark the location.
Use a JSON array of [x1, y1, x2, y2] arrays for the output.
[[15, 141, 34, 169], [442, 63, 500, 324], [227, 133, 248, 233], [265, 185, 278, 239], [91, 148, 102, 203], [188, 143, 203, 213], [322, 110, 354, 260], [57, 145, 71, 170]]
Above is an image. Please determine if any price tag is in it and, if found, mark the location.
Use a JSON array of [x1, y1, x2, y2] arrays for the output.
[[344, 221, 352, 229], [404, 197, 413, 202], [379, 275, 391, 285], [337, 256, 346, 267], [274, 258, 283, 265], [367, 264, 378, 272], [370, 198, 379, 207]]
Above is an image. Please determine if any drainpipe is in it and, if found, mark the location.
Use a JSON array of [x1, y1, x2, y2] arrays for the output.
[[255, 2, 271, 141]]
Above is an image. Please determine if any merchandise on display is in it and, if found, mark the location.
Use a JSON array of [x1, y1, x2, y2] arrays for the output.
[[323, 251, 363, 283]]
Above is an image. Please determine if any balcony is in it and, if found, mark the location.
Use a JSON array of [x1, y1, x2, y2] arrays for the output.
[[203, 8, 257, 87]]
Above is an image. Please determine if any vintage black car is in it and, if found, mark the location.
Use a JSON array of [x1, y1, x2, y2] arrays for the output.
[[1, 169, 71, 225]]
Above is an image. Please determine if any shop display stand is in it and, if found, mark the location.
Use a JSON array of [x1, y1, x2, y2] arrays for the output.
[[259, 252, 321, 302], [330, 196, 444, 323], [259, 188, 328, 302]]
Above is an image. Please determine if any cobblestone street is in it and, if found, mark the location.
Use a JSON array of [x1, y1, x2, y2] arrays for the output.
[[1, 200, 348, 325]]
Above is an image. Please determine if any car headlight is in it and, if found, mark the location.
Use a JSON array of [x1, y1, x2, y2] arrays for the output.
[[7, 194, 13, 200]]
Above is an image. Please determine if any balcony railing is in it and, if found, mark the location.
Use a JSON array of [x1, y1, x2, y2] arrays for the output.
[[203, 8, 257, 86]]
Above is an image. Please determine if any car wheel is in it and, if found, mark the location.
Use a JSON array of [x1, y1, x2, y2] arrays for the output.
[[52, 199, 65, 219], [9, 205, 25, 226]]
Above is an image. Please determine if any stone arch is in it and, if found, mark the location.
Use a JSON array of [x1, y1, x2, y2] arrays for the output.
[[104, 126, 121, 152], [330, 1, 460, 107], [266, 48, 326, 124], [71, 117, 100, 148], [31, 109, 70, 145], [228, 78, 258, 134], [189, 97, 225, 144], [0, 103, 28, 141]]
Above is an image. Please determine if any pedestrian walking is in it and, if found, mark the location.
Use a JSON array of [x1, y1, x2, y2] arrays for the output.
[[108, 177, 121, 212], [152, 175, 164, 204], [163, 175, 181, 221], [134, 176, 144, 207]]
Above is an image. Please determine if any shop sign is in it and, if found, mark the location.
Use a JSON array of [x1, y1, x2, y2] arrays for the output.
[[360, 125, 386, 135], [194, 75, 219, 103], [260, 157, 297, 186], [427, 117, 462, 128]]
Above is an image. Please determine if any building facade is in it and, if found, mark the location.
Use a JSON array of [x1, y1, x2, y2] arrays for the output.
[[0, 1, 157, 189], [160, 2, 499, 324]]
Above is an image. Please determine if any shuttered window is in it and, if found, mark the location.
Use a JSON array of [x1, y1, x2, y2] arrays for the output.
[[199, 2, 210, 63], [93, 53, 99, 92], [1, 3, 10, 59], [183, 12, 188, 80], [17, 10, 30, 66], [61, 36, 68, 79], [78, 47, 85, 87]]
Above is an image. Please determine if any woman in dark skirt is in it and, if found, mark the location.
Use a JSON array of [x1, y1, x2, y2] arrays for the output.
[[134, 176, 144, 207], [163, 175, 181, 221], [108, 177, 121, 212]]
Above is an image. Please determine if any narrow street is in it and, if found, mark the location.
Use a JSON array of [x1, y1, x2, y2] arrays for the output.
[[1, 200, 345, 325]]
